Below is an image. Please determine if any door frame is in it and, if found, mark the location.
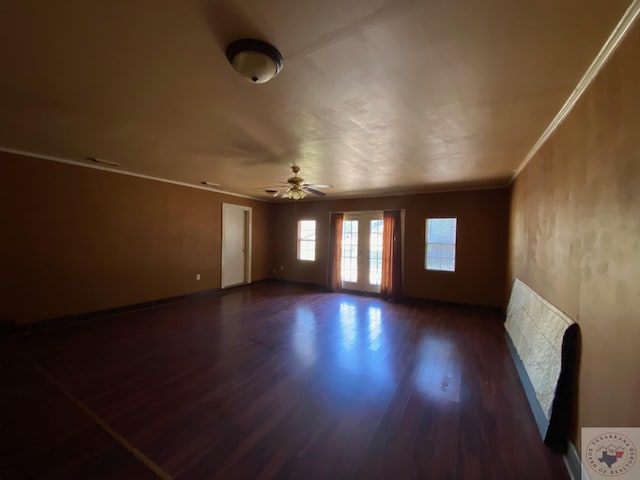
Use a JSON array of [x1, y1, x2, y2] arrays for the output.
[[221, 203, 252, 288]]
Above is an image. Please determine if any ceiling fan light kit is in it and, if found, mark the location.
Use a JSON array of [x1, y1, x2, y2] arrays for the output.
[[257, 165, 333, 200], [226, 39, 284, 84], [286, 185, 307, 200]]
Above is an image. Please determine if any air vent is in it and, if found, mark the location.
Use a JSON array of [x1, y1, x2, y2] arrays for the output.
[[85, 156, 120, 167]]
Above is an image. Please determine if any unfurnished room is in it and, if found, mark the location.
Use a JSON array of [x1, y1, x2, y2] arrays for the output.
[[1, 1, 639, 479]]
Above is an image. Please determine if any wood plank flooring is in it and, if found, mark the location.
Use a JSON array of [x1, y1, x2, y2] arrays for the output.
[[0, 282, 570, 479]]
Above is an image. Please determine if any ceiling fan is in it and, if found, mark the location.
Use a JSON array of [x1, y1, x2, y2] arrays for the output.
[[261, 165, 333, 199]]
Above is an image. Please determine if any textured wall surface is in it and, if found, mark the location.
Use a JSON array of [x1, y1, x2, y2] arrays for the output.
[[509, 22, 640, 449], [0, 152, 272, 324]]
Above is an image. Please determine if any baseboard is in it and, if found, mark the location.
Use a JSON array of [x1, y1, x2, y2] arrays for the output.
[[5, 281, 503, 335], [268, 279, 506, 313], [405, 295, 505, 317], [564, 441, 582, 480], [335, 288, 382, 299], [506, 331, 579, 477], [0, 318, 17, 334], [504, 331, 550, 439], [6, 287, 223, 335]]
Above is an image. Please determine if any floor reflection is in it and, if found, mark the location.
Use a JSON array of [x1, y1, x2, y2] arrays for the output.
[[339, 302, 358, 351], [335, 300, 393, 385], [367, 306, 382, 351], [292, 306, 318, 368], [288, 299, 397, 410], [414, 336, 461, 403]]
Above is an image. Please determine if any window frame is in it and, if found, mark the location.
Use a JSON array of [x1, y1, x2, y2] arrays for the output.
[[424, 217, 457, 272], [297, 219, 317, 262]]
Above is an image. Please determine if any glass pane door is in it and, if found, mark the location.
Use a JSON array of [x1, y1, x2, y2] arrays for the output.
[[341, 220, 359, 287], [340, 212, 383, 293], [369, 219, 384, 286]]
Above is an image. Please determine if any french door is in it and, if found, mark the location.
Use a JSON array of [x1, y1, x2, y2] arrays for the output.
[[341, 212, 384, 293]]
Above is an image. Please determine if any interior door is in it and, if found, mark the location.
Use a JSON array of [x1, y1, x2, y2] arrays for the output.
[[341, 212, 383, 293], [221, 203, 252, 288]]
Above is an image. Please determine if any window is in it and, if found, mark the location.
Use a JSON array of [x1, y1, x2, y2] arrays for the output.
[[297, 220, 316, 261], [425, 218, 457, 272]]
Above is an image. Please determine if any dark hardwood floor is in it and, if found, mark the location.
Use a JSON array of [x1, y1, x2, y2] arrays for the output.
[[0, 283, 569, 479]]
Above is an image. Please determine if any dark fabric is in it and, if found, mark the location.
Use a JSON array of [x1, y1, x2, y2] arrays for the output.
[[544, 323, 581, 453], [328, 213, 343, 292], [381, 210, 403, 301]]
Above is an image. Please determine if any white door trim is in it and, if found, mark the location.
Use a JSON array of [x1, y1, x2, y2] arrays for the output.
[[221, 203, 252, 288]]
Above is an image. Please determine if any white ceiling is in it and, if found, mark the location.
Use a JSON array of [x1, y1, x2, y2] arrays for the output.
[[0, 0, 632, 199]]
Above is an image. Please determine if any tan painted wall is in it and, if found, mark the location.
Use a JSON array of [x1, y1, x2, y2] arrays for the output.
[[0, 152, 272, 324], [0, 152, 508, 324], [508, 23, 640, 448], [272, 189, 509, 307]]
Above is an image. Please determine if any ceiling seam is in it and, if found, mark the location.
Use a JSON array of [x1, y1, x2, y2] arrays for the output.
[[509, 0, 640, 184]]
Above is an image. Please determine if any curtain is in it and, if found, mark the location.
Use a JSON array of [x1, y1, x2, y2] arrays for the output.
[[328, 213, 344, 292], [381, 210, 403, 301]]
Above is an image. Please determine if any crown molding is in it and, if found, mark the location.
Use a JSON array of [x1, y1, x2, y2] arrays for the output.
[[277, 182, 508, 202], [510, 0, 640, 183], [1, 147, 508, 202], [0, 147, 266, 202]]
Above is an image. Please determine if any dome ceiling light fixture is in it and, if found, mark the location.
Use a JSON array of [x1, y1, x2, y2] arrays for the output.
[[226, 39, 284, 84]]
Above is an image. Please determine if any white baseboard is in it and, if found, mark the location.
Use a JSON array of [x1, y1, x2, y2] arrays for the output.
[[564, 441, 583, 480]]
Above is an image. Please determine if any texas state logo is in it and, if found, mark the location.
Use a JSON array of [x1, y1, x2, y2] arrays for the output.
[[582, 429, 638, 479]]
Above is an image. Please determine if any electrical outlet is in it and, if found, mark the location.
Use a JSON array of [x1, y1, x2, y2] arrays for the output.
[[196, 273, 201, 280], [280, 265, 284, 271]]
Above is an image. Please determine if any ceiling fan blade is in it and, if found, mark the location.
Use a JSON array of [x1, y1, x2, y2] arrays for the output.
[[254, 184, 286, 190], [304, 183, 333, 189], [302, 186, 326, 196]]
